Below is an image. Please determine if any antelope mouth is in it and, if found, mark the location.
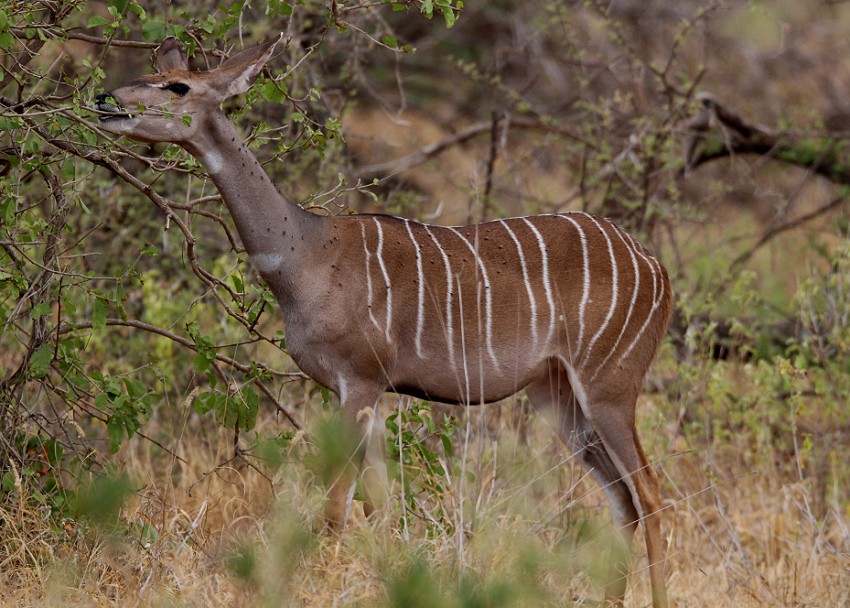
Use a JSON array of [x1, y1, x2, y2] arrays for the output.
[[94, 95, 133, 122]]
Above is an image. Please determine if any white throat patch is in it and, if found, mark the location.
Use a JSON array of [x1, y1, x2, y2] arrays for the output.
[[251, 252, 284, 275], [203, 150, 224, 175]]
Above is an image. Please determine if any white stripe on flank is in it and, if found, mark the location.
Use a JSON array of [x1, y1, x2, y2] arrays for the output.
[[361, 223, 381, 333], [590, 223, 640, 380], [522, 217, 556, 349], [580, 216, 618, 367], [501, 220, 538, 349], [618, 231, 665, 364], [373, 217, 393, 344], [448, 227, 500, 373], [557, 215, 590, 358], [404, 219, 426, 359], [424, 225, 455, 365]]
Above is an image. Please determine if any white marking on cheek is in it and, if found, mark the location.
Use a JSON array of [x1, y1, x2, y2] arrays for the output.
[[203, 151, 224, 175], [251, 252, 283, 274]]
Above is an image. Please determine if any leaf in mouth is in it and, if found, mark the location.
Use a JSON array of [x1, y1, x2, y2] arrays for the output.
[[95, 94, 131, 120]]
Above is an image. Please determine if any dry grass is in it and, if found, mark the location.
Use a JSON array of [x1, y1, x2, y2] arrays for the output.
[[2, 370, 849, 608]]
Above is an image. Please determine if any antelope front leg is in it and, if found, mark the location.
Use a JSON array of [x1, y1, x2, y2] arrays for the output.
[[325, 387, 389, 530]]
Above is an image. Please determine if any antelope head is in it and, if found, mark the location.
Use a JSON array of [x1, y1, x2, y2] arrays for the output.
[[95, 36, 280, 147]]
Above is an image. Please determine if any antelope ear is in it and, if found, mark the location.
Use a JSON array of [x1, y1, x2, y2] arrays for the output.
[[209, 34, 282, 100], [155, 37, 189, 72]]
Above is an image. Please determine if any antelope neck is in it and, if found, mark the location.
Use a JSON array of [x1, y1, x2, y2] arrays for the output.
[[182, 111, 321, 285]]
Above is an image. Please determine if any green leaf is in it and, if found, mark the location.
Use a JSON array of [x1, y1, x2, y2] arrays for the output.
[[31, 302, 51, 319], [0, 32, 12, 51], [0, 116, 24, 131], [103, 374, 121, 397], [107, 416, 125, 453], [276, 1, 293, 15], [261, 80, 285, 104], [240, 387, 259, 430], [93, 297, 108, 330], [193, 391, 216, 415], [440, 432, 453, 457], [87, 15, 112, 28], [29, 344, 53, 378], [274, 330, 286, 349], [381, 35, 398, 48], [128, 2, 146, 19], [123, 378, 146, 400], [193, 352, 211, 373], [186, 321, 201, 340], [142, 20, 166, 42], [441, 3, 458, 28], [95, 392, 110, 411]]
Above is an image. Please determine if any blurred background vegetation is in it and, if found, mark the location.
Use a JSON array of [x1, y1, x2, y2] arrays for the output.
[[1, 0, 849, 606]]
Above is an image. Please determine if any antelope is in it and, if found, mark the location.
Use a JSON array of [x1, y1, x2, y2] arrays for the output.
[[95, 35, 672, 608]]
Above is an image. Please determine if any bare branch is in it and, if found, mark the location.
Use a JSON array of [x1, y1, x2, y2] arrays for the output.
[[729, 195, 848, 273], [685, 92, 850, 187], [353, 116, 592, 180]]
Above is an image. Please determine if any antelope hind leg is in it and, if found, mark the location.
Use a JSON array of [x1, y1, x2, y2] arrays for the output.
[[579, 395, 669, 608], [526, 368, 639, 607]]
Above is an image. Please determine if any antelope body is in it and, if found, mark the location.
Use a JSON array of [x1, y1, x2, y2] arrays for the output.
[[95, 35, 672, 608]]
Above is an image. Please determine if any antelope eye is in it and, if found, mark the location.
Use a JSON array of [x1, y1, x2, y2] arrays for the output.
[[165, 82, 190, 96]]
